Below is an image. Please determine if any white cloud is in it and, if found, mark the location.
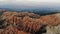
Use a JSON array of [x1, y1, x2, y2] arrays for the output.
[[0, 0, 60, 2], [0, 0, 60, 4], [0, 0, 8, 2], [0, 0, 60, 7], [0, 0, 5, 1], [15, 0, 60, 3]]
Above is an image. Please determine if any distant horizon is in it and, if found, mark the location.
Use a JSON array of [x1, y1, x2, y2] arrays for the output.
[[0, 0, 60, 13]]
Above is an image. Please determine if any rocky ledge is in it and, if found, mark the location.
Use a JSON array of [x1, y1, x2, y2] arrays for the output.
[[0, 11, 60, 34]]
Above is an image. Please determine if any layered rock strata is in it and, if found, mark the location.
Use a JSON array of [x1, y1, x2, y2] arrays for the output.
[[0, 12, 60, 34]]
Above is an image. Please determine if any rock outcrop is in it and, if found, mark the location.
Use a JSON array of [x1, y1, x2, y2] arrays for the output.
[[0, 12, 60, 34], [0, 12, 41, 34], [39, 13, 60, 34]]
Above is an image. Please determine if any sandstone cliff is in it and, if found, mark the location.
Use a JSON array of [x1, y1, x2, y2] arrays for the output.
[[0, 12, 60, 34]]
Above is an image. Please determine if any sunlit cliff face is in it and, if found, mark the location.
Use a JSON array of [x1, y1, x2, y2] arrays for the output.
[[0, 12, 60, 34]]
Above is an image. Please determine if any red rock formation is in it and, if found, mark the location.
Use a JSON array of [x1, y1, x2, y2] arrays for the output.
[[2, 25, 30, 34], [0, 12, 41, 34], [1, 12, 60, 34], [40, 14, 60, 26]]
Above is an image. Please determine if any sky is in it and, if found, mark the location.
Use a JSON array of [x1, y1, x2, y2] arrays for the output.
[[0, 0, 60, 2], [0, 0, 60, 9]]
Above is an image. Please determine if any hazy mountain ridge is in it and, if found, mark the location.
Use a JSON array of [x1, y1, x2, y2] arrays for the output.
[[0, 8, 60, 16]]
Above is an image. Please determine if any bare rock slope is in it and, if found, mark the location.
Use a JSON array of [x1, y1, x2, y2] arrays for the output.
[[0, 12, 60, 34]]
